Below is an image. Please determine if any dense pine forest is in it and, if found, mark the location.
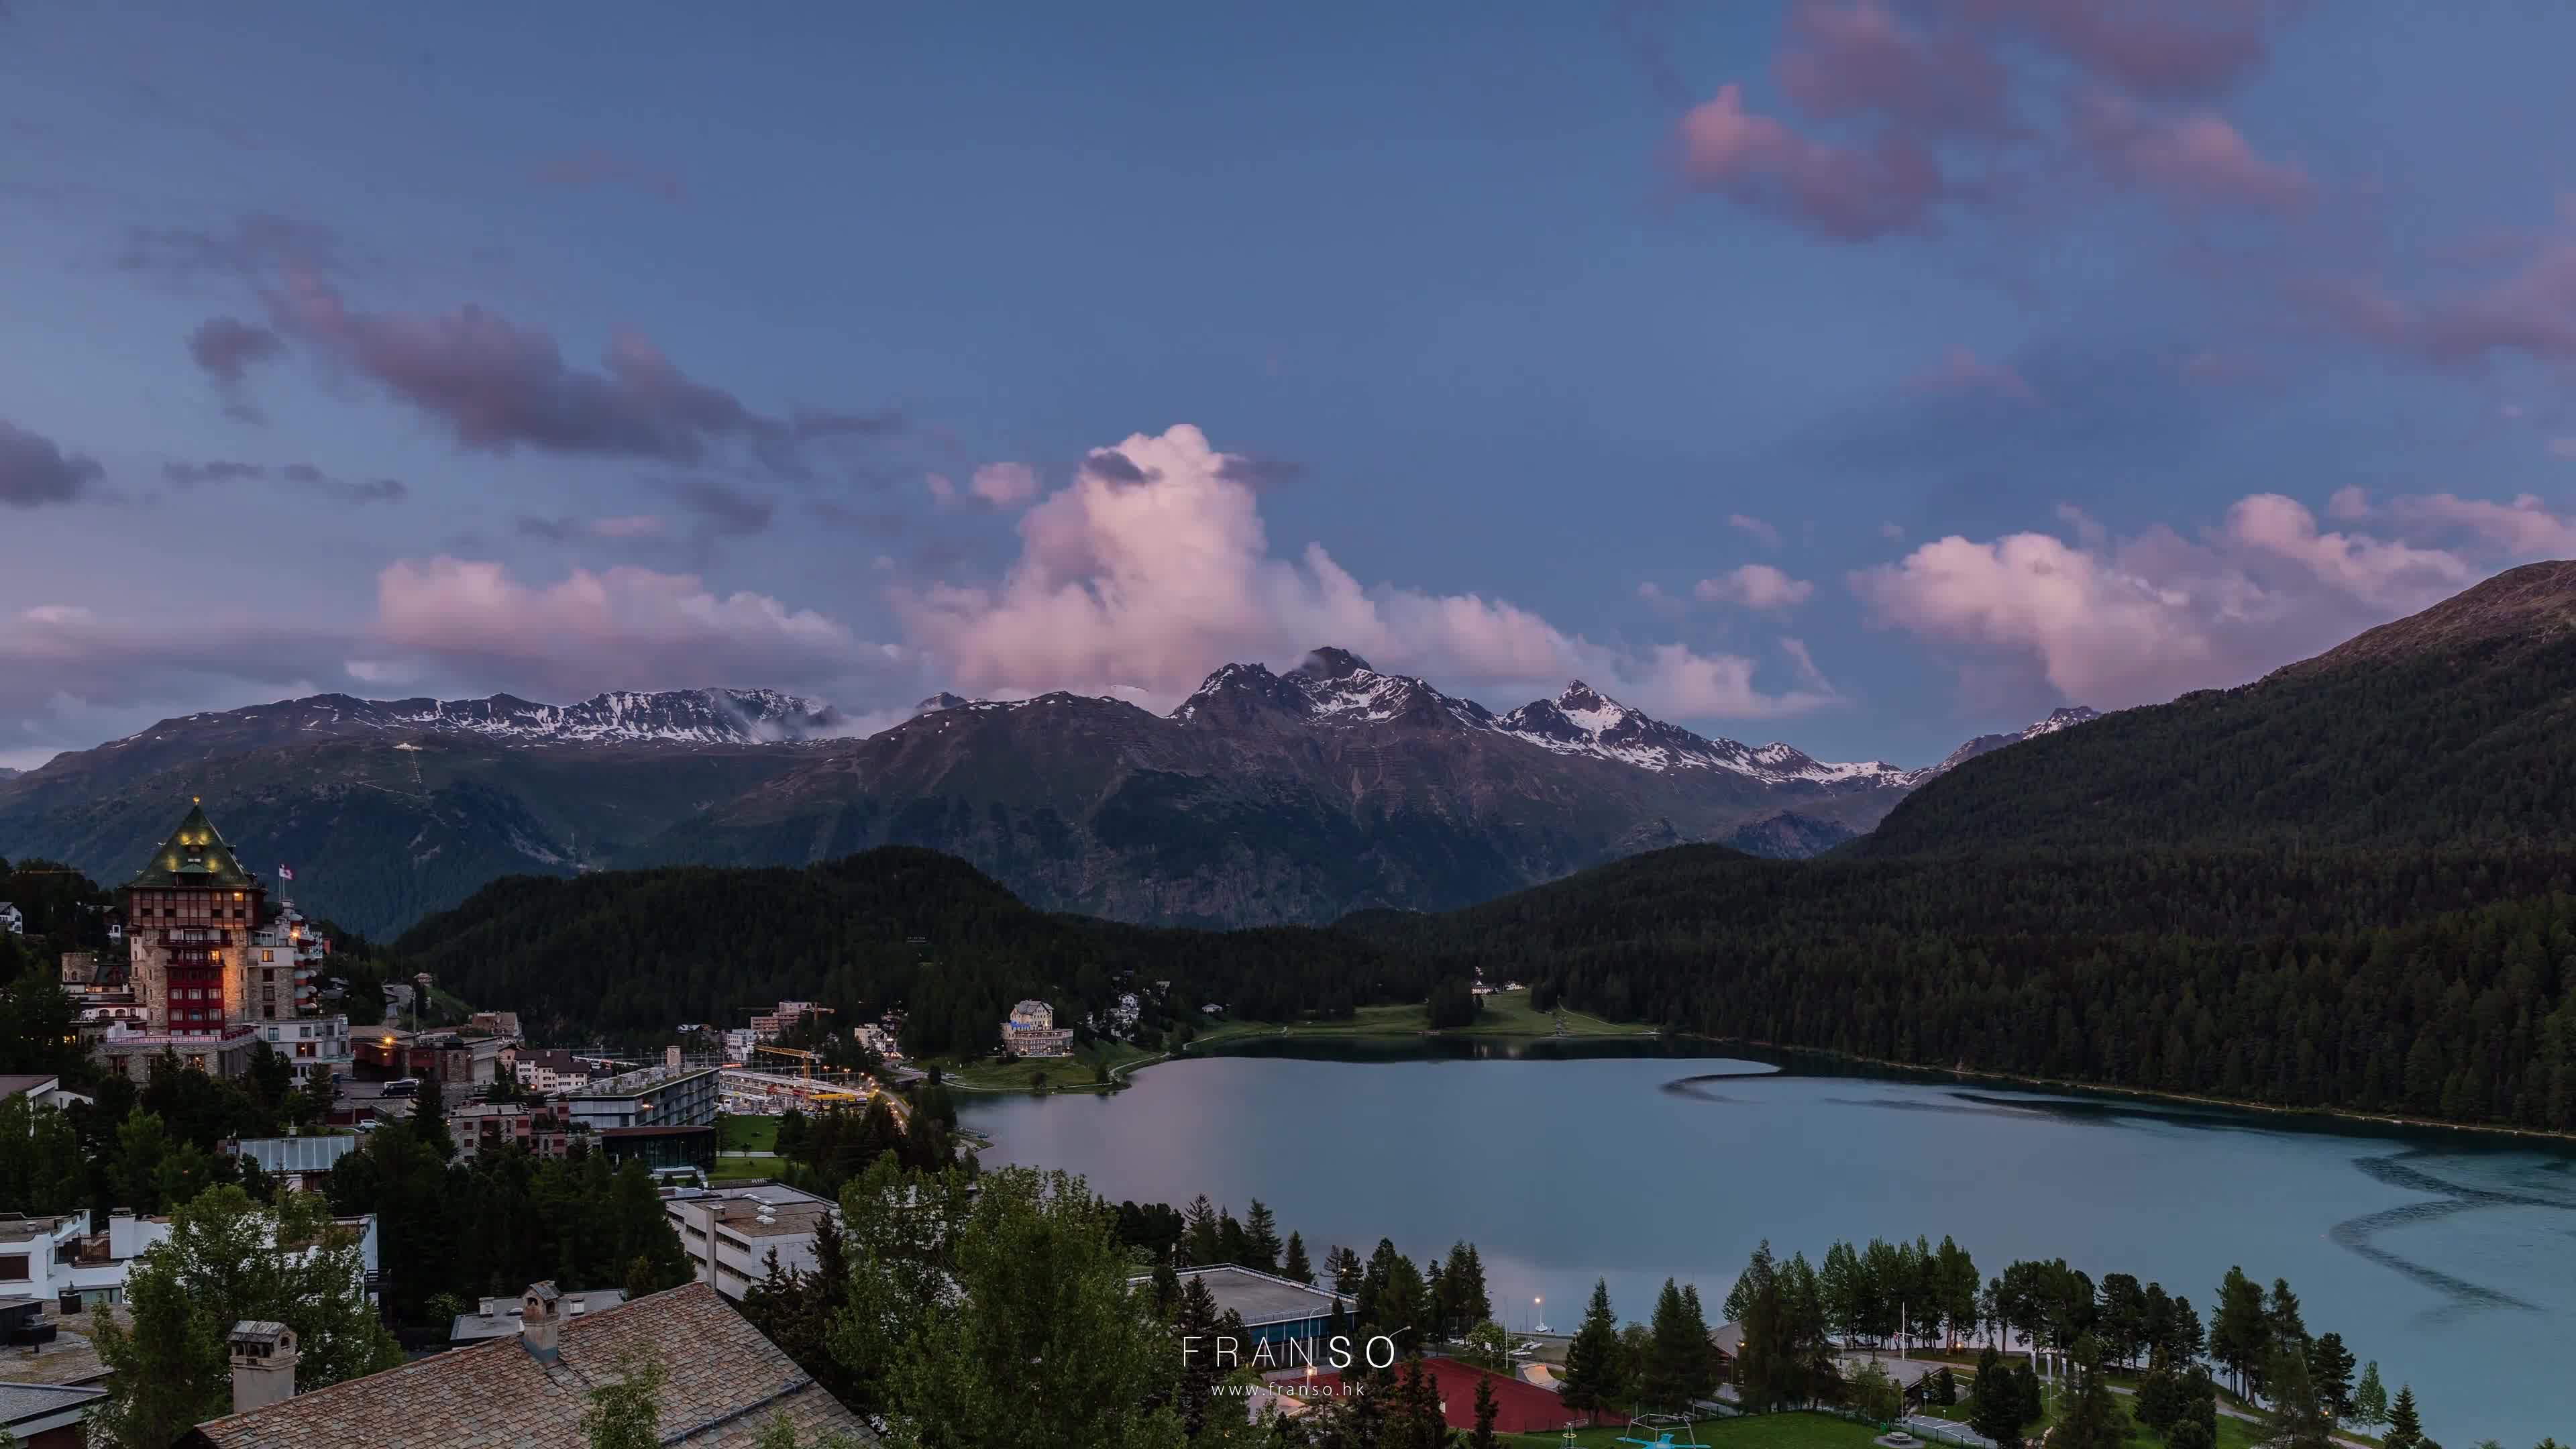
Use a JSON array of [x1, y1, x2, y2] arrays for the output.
[[1862, 564, 2576, 857], [1346, 845, 2576, 1132], [389, 847, 1416, 1055]]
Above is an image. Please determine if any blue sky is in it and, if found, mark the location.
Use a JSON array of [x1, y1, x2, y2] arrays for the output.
[[5, 1, 2575, 771]]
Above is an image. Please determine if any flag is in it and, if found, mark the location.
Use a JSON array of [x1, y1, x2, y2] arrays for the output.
[[278, 864, 294, 881]]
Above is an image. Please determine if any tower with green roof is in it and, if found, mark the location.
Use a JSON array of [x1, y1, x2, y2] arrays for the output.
[[124, 800, 266, 1030]]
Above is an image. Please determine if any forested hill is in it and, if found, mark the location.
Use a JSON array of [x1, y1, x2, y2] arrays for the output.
[[1341, 843, 2576, 1134], [1856, 560, 2576, 857], [390, 847, 1413, 1055]]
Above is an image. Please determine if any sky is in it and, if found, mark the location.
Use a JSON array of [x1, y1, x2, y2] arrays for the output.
[[5, 2, 2576, 772]]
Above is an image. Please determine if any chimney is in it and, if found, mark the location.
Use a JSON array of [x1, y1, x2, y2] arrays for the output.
[[228, 1322, 298, 1414], [521, 1281, 564, 1362], [665, 1043, 682, 1069]]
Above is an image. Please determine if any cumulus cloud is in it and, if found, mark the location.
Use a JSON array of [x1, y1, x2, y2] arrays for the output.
[[1695, 564, 1817, 612], [1907, 345, 2037, 402], [1729, 513, 1784, 547], [378, 557, 877, 695], [1849, 485, 2558, 707], [0, 419, 103, 508], [896, 424, 1838, 721]]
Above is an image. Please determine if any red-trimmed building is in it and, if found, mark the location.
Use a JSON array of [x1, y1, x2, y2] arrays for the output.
[[1289, 1359, 1627, 1435]]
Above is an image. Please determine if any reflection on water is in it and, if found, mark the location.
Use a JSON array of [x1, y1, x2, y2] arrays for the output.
[[967, 1041, 2576, 1446]]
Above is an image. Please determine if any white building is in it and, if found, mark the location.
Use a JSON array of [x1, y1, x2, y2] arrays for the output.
[[0, 902, 22, 934], [661, 1183, 839, 1300], [254, 1014, 353, 1087], [514, 1049, 598, 1094], [0, 1208, 379, 1309], [1002, 999, 1073, 1058]]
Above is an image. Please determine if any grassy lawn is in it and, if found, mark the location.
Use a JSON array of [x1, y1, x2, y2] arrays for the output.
[[708, 1155, 775, 1184], [1194, 990, 1650, 1046], [1501, 1411, 1883, 1449], [716, 1114, 778, 1152], [939, 1037, 1157, 1093]]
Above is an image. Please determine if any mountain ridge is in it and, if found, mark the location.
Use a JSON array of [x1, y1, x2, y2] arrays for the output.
[[1, 652, 2096, 936]]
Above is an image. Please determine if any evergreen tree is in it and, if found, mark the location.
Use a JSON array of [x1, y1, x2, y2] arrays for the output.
[[1174, 1274, 1223, 1438], [1241, 1201, 1283, 1276], [2011, 1360, 2043, 1436], [1645, 1277, 1714, 1411], [2054, 1341, 2130, 1449], [411, 1073, 453, 1159], [1281, 1232, 1313, 1287], [2262, 1344, 2331, 1449], [2385, 1385, 2424, 1449], [2355, 1361, 2389, 1428], [1181, 1195, 1221, 1267], [1970, 1349, 2026, 1449], [1560, 1278, 1622, 1424], [2211, 1267, 2268, 1396], [1468, 1373, 1501, 1449], [2309, 1332, 2357, 1424]]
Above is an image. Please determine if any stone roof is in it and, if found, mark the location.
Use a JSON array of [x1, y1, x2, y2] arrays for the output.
[[127, 804, 258, 890], [186, 1281, 872, 1448]]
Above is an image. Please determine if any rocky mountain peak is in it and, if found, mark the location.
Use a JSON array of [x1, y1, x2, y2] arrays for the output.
[[1296, 646, 1374, 682], [914, 692, 973, 714]]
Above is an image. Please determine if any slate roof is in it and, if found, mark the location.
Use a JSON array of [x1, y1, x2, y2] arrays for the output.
[[186, 1281, 872, 1448], [127, 804, 258, 890]]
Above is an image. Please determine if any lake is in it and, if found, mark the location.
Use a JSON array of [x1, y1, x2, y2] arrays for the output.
[[959, 1040, 2576, 1448]]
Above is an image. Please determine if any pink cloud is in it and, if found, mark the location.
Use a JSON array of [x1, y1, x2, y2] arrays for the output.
[[2221, 494, 2473, 602], [969, 462, 1040, 508], [2387, 492, 2576, 556], [2296, 215, 2576, 368], [1695, 564, 1817, 612], [1670, 0, 2303, 242], [1849, 488, 2511, 707], [1976, 0, 2280, 99], [1674, 83, 1946, 241], [1907, 345, 2037, 402], [896, 423, 1837, 720], [1774, 0, 2012, 136], [1729, 513, 1784, 547], [2073, 91, 2307, 214], [378, 557, 867, 694]]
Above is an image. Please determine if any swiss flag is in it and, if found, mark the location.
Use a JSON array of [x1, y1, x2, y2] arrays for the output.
[[278, 864, 295, 881]]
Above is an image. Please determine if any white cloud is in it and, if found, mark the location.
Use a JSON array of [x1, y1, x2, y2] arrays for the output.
[[1849, 490, 2519, 707], [1729, 513, 1783, 548], [895, 423, 1838, 721]]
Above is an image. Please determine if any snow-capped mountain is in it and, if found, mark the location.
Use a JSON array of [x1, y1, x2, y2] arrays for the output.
[[109, 687, 847, 753], [1923, 706, 2102, 776], [1171, 649, 1921, 789]]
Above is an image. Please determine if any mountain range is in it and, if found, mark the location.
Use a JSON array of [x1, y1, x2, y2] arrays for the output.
[[0, 655, 2085, 938]]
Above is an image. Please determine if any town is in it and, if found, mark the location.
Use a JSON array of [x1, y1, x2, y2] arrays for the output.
[[0, 804, 2496, 1449]]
